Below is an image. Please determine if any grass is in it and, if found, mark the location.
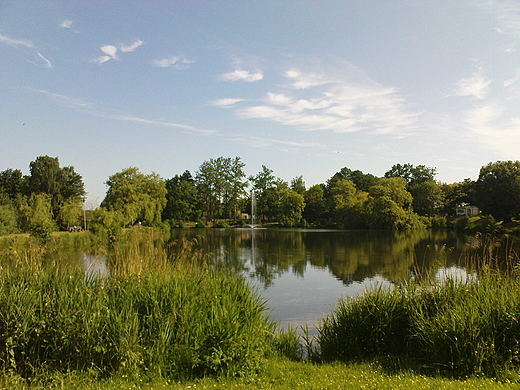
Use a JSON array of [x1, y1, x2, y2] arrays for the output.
[[0, 357, 518, 389], [0, 229, 275, 381], [2, 229, 520, 388]]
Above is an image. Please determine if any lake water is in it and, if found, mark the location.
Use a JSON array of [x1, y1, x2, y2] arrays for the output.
[[169, 228, 497, 334]]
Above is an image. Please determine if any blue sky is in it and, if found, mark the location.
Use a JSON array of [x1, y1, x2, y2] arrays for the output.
[[1, 1, 520, 206]]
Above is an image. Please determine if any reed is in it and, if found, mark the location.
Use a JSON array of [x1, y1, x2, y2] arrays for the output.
[[0, 229, 275, 380], [318, 272, 520, 377]]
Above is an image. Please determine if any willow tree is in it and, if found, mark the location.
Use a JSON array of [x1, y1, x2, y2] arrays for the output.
[[101, 167, 167, 226]]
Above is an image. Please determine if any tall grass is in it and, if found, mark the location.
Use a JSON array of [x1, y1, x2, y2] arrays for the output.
[[0, 229, 275, 380], [318, 272, 520, 377]]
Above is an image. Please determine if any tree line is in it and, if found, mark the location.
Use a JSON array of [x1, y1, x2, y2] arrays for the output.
[[1, 156, 520, 237]]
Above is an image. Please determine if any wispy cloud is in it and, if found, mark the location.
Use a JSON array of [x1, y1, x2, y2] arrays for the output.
[[284, 68, 335, 89], [451, 67, 491, 99], [120, 39, 144, 52], [220, 69, 263, 82], [483, 1, 520, 39], [31, 88, 214, 135], [37, 53, 52, 68], [59, 19, 73, 29], [463, 103, 520, 158], [94, 40, 143, 64], [211, 98, 245, 107], [113, 115, 215, 135], [0, 34, 33, 48], [153, 55, 193, 69], [218, 67, 420, 135], [504, 69, 520, 87]]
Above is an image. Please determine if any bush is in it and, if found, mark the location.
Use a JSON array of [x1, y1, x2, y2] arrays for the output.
[[0, 237, 275, 380], [318, 275, 520, 377]]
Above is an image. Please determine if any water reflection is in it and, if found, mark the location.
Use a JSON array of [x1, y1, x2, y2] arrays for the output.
[[80, 253, 110, 280], [168, 228, 520, 331], [170, 228, 465, 288]]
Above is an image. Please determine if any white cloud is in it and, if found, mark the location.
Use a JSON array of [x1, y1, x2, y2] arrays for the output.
[[284, 68, 335, 89], [59, 19, 73, 28], [153, 55, 192, 69], [37, 53, 52, 68], [94, 40, 143, 64], [452, 68, 491, 99], [225, 69, 419, 135], [120, 39, 144, 52], [220, 69, 263, 82], [0, 34, 33, 48], [504, 69, 520, 87], [211, 98, 244, 107], [32, 88, 215, 135], [101, 45, 118, 59], [114, 115, 215, 135]]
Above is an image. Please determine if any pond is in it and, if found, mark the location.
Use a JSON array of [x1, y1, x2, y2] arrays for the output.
[[169, 228, 506, 334]]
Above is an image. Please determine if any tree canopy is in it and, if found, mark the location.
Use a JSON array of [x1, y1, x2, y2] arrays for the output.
[[101, 167, 167, 226]]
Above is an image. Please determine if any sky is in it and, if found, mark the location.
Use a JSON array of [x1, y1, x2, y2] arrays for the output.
[[1, 1, 520, 206]]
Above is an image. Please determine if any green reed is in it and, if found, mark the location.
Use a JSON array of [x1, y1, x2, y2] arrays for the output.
[[318, 272, 520, 378], [0, 229, 275, 380]]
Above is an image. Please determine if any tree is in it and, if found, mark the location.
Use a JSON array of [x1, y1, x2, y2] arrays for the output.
[[474, 160, 520, 222], [329, 168, 379, 192], [15, 193, 56, 240], [101, 167, 167, 226], [249, 165, 278, 220], [408, 180, 445, 216], [195, 157, 247, 220], [290, 176, 306, 195], [163, 171, 199, 222], [384, 163, 436, 187], [273, 188, 305, 226], [365, 177, 422, 229], [27, 156, 85, 222], [303, 184, 327, 224], [331, 179, 369, 229], [441, 179, 475, 215], [0, 168, 26, 199]]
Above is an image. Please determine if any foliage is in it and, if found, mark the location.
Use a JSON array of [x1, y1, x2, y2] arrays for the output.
[[162, 171, 199, 222], [101, 167, 167, 227], [196, 157, 247, 220], [0, 233, 275, 380], [474, 161, 520, 222], [384, 163, 437, 186], [409, 180, 445, 216], [28, 156, 85, 219], [319, 274, 520, 378], [303, 184, 327, 224]]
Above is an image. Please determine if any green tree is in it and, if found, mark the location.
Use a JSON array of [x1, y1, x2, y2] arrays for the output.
[[366, 177, 422, 229], [15, 193, 56, 240], [384, 163, 436, 186], [0, 194, 19, 235], [101, 167, 167, 226], [0, 168, 26, 199], [195, 157, 247, 221], [303, 184, 327, 224], [27, 156, 85, 222], [332, 179, 369, 228], [249, 165, 278, 220], [57, 197, 84, 229], [163, 171, 199, 222], [474, 160, 520, 222], [329, 168, 379, 192], [290, 175, 306, 195], [441, 179, 475, 215], [409, 180, 445, 216], [273, 188, 305, 226]]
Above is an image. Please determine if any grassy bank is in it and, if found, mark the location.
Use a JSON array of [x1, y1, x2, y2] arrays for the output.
[[319, 273, 520, 378], [2, 229, 520, 388], [0, 357, 518, 389], [0, 229, 275, 381]]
